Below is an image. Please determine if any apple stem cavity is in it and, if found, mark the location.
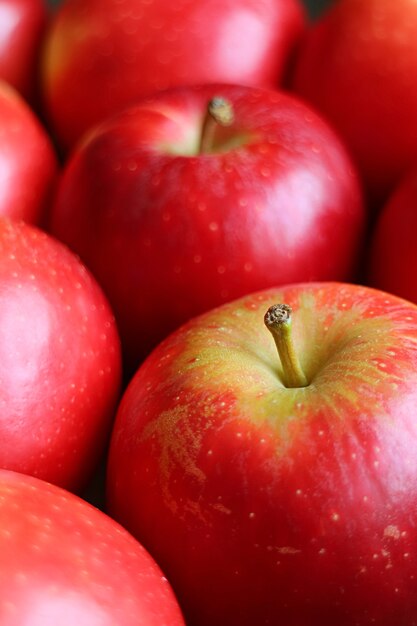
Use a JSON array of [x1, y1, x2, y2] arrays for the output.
[[199, 96, 235, 154], [264, 304, 308, 389]]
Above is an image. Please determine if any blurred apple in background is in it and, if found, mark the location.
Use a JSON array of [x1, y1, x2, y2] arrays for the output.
[[47, 83, 365, 373], [0, 79, 57, 225], [290, 0, 417, 209], [0, 469, 185, 625], [107, 281, 417, 626], [0, 0, 48, 105], [367, 163, 417, 304], [40, 0, 306, 151], [0, 218, 121, 493]]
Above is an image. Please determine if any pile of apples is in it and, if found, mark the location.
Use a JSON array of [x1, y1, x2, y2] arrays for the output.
[[2, 0, 417, 624]]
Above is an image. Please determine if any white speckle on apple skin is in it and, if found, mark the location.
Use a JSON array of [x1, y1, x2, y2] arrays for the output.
[[384, 525, 401, 540]]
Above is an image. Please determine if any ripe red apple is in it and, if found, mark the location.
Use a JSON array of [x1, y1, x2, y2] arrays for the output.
[[0, 0, 48, 104], [290, 0, 417, 206], [0, 217, 122, 493], [107, 281, 417, 626], [40, 0, 306, 151], [47, 83, 365, 373], [0, 79, 57, 225], [367, 163, 417, 303], [0, 468, 185, 625]]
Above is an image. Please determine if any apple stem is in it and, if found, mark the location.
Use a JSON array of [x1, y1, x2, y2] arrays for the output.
[[264, 304, 308, 388], [199, 97, 235, 153]]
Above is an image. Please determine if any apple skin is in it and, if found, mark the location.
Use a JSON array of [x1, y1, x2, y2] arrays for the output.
[[0, 0, 47, 104], [48, 83, 365, 373], [0, 217, 122, 493], [40, 0, 306, 151], [367, 164, 417, 304], [290, 0, 417, 207], [107, 281, 417, 626], [0, 468, 185, 625], [0, 80, 58, 225]]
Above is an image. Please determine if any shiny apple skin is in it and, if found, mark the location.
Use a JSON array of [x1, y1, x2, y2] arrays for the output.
[[291, 0, 417, 206], [367, 165, 417, 304], [0, 469, 185, 625], [41, 0, 305, 151], [48, 83, 365, 372], [0, 0, 47, 104], [0, 80, 57, 225], [0, 218, 122, 492], [107, 281, 417, 626]]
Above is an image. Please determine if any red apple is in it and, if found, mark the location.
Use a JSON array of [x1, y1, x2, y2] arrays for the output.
[[47, 83, 365, 373], [107, 281, 417, 626], [40, 0, 306, 151], [0, 79, 57, 225], [0, 468, 185, 625], [367, 163, 417, 303], [0, 0, 48, 104], [290, 0, 417, 206], [0, 217, 121, 492]]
